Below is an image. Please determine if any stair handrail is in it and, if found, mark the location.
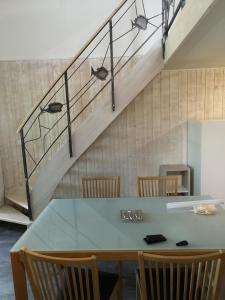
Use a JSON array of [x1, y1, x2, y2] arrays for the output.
[[17, 0, 128, 133]]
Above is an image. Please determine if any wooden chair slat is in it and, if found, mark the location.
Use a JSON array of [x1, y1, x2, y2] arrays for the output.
[[176, 263, 180, 300], [65, 267, 73, 300], [52, 263, 62, 300], [194, 262, 202, 300], [188, 262, 196, 300], [170, 263, 174, 300], [36, 261, 49, 300], [138, 251, 225, 300], [201, 261, 209, 300], [19, 248, 120, 300], [57, 264, 67, 300], [71, 266, 79, 299], [137, 176, 178, 197], [78, 266, 85, 300], [82, 176, 120, 198], [155, 262, 161, 299], [183, 264, 188, 300], [46, 263, 57, 300], [85, 266, 91, 300]]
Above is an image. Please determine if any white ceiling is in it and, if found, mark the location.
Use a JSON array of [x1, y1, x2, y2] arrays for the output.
[[165, 0, 225, 69]]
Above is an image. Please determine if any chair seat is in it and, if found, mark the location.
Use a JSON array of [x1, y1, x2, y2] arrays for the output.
[[136, 267, 198, 300], [62, 269, 119, 300]]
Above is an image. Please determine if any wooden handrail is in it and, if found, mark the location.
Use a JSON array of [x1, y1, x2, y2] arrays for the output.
[[17, 0, 128, 133]]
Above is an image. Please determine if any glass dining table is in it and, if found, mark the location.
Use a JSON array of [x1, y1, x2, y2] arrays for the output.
[[11, 196, 225, 299]]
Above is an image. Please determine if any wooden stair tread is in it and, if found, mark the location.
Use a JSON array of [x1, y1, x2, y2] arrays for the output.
[[0, 205, 31, 225], [5, 187, 28, 210]]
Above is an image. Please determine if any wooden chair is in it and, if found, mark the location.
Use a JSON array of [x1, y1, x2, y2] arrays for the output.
[[82, 176, 120, 198], [20, 247, 120, 300], [137, 251, 225, 300], [137, 176, 178, 197]]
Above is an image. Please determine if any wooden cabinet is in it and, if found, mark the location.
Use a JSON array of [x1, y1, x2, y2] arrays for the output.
[[159, 164, 191, 196]]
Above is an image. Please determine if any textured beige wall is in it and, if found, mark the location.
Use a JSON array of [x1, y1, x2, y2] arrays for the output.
[[54, 68, 225, 198], [1, 61, 225, 199], [0, 57, 124, 192], [0, 60, 69, 191], [0, 158, 4, 206]]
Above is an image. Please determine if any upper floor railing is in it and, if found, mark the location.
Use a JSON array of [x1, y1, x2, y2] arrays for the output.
[[162, 0, 186, 55], [17, 0, 185, 219]]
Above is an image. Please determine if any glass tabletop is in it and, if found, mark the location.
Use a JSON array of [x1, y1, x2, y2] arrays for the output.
[[11, 196, 225, 252]]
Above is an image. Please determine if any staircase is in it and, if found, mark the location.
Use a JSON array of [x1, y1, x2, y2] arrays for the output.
[[0, 0, 189, 222], [0, 187, 30, 225]]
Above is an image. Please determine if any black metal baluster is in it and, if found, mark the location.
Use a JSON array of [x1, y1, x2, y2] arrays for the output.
[[162, 0, 166, 58], [20, 129, 33, 220], [165, 0, 186, 36], [64, 71, 73, 157], [109, 20, 115, 111], [164, 0, 169, 38]]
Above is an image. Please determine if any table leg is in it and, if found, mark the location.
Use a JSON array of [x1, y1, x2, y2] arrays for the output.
[[11, 252, 28, 300]]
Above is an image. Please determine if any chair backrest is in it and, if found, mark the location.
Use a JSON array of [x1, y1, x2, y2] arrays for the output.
[[137, 176, 178, 197], [82, 176, 120, 198], [20, 248, 100, 300], [138, 251, 225, 300]]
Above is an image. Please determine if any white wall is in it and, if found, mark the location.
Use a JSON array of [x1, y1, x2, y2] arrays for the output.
[[0, 0, 119, 60], [201, 121, 225, 200], [188, 120, 225, 200], [0, 0, 161, 60]]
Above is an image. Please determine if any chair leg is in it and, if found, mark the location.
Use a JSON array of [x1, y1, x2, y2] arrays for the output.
[[136, 273, 142, 300], [109, 280, 121, 300], [117, 261, 123, 300], [109, 262, 123, 300]]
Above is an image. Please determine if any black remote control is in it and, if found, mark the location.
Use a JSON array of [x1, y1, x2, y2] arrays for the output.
[[176, 240, 188, 246], [144, 234, 167, 244]]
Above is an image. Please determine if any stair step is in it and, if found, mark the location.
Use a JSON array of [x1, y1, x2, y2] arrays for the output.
[[0, 205, 31, 226], [5, 187, 28, 211]]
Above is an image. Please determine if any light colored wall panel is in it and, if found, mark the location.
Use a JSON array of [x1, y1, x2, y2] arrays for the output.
[[0, 60, 69, 191], [165, 0, 217, 63], [0, 158, 4, 206], [1, 62, 225, 200], [205, 69, 214, 120], [54, 67, 225, 198]]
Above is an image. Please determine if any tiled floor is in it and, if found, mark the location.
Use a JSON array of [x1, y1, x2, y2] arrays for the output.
[[0, 222, 26, 300], [0, 222, 136, 299]]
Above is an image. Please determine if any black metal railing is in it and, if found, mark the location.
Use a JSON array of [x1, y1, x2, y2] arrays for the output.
[[18, 0, 185, 219], [162, 0, 186, 57]]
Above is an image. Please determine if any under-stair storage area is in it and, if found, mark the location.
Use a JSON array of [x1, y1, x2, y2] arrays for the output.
[[159, 164, 191, 195], [0, 157, 30, 225]]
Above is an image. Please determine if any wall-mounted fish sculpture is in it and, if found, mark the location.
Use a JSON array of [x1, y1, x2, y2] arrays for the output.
[[132, 15, 148, 30], [91, 66, 108, 80], [40, 102, 63, 114]]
